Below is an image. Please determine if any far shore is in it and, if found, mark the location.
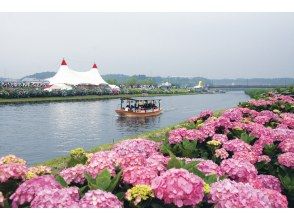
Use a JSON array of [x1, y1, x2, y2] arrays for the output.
[[0, 92, 207, 105]]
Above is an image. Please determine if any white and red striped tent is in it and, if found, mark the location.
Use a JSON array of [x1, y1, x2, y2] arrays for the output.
[[46, 59, 119, 90]]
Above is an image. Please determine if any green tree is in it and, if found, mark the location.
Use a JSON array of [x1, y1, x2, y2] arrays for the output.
[[106, 79, 119, 86], [126, 77, 137, 87]]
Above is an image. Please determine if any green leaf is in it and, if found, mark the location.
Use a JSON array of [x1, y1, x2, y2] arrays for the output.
[[95, 169, 112, 190], [183, 161, 199, 171], [263, 144, 278, 156], [204, 174, 218, 184], [107, 170, 123, 192], [161, 144, 174, 157], [189, 166, 205, 179], [55, 175, 68, 187], [79, 185, 88, 196], [115, 191, 125, 200], [85, 173, 97, 190], [240, 132, 255, 144], [167, 156, 183, 169]]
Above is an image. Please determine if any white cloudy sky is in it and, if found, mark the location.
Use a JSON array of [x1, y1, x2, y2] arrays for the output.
[[0, 12, 293, 79]]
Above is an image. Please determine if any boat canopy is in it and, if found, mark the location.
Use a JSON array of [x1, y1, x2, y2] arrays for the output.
[[119, 98, 161, 110], [120, 98, 161, 102]]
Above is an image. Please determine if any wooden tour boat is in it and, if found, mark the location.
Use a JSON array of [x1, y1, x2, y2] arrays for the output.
[[115, 98, 162, 117]]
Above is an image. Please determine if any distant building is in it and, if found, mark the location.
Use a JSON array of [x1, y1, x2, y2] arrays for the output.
[[45, 59, 120, 91], [194, 81, 205, 89], [159, 82, 172, 89]]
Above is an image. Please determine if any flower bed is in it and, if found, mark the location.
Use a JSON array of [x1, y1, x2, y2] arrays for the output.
[[0, 93, 293, 208]]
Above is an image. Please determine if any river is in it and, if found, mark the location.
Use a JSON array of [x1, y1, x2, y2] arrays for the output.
[[0, 91, 249, 164]]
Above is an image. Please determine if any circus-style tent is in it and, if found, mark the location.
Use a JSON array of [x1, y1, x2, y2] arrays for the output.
[[46, 59, 119, 90]]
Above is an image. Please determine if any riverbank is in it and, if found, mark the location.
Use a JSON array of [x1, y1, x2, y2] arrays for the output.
[[40, 110, 224, 171], [245, 87, 294, 99], [0, 92, 198, 105], [40, 122, 184, 171]]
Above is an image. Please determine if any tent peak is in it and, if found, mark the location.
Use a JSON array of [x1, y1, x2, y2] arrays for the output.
[[61, 58, 67, 66], [92, 63, 98, 69]]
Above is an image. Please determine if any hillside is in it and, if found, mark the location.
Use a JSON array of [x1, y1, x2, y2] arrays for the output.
[[20, 71, 56, 81], [3, 71, 294, 87]]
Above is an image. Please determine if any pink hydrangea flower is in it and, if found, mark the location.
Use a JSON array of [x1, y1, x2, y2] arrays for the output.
[[184, 129, 199, 141], [254, 115, 272, 125], [122, 165, 159, 185], [278, 138, 294, 153], [278, 152, 294, 168], [232, 151, 258, 164], [31, 187, 80, 208], [277, 95, 294, 104], [199, 122, 216, 137], [252, 136, 274, 156], [60, 164, 87, 185], [209, 179, 287, 208], [168, 128, 188, 144], [246, 122, 274, 139], [117, 152, 147, 169], [248, 99, 274, 107], [261, 188, 289, 208], [192, 129, 208, 142], [10, 175, 62, 207], [215, 148, 229, 160], [220, 159, 257, 182], [79, 189, 122, 208], [88, 150, 118, 165], [257, 155, 271, 163], [248, 175, 282, 192], [272, 128, 294, 142], [212, 134, 228, 144], [146, 153, 168, 173], [222, 108, 243, 122], [151, 168, 204, 207], [87, 151, 117, 177], [239, 107, 259, 118], [113, 139, 159, 157], [0, 163, 27, 183], [197, 160, 220, 176], [258, 110, 280, 121], [280, 113, 294, 129], [223, 139, 252, 153]]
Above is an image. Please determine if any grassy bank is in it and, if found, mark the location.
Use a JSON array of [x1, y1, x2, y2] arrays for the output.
[[0, 92, 197, 105], [245, 87, 294, 99], [244, 88, 272, 99], [40, 123, 181, 171], [40, 110, 224, 172]]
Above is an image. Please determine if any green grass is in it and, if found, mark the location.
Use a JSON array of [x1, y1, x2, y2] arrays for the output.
[[244, 88, 272, 99], [0, 92, 197, 105], [245, 86, 294, 99], [39, 122, 184, 171]]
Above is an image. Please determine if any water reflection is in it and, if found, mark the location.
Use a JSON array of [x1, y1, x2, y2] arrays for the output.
[[116, 116, 160, 132]]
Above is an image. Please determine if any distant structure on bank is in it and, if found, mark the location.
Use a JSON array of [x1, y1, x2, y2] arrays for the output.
[[45, 59, 119, 91], [159, 82, 172, 89], [194, 81, 205, 89]]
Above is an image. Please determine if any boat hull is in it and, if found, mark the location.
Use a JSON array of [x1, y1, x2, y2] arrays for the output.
[[115, 109, 162, 117]]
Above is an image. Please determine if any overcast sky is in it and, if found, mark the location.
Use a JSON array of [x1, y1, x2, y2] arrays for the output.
[[0, 12, 293, 79]]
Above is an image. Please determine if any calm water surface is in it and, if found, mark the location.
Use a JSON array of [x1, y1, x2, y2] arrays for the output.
[[0, 91, 249, 164]]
